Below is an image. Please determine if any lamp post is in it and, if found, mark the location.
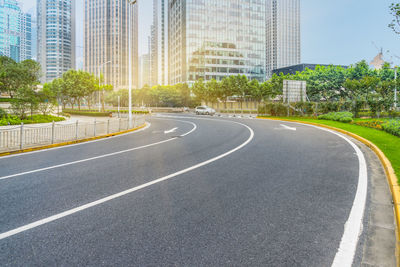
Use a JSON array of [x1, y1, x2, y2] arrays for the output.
[[395, 67, 398, 110], [128, 0, 137, 128], [98, 61, 111, 112]]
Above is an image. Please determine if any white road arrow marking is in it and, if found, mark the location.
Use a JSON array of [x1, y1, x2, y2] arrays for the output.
[[164, 127, 178, 134], [280, 124, 297, 131]]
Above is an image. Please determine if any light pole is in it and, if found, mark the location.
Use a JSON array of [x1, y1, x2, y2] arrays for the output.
[[395, 67, 398, 110], [128, 0, 137, 128], [98, 61, 111, 112]]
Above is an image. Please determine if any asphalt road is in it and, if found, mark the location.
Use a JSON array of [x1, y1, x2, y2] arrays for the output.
[[0, 115, 364, 266]]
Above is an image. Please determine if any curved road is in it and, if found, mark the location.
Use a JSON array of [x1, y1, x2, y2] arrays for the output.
[[0, 115, 365, 266]]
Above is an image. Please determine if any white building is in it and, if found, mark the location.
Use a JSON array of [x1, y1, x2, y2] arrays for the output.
[[37, 0, 75, 82], [266, 0, 301, 78], [151, 0, 168, 86], [84, 0, 139, 90]]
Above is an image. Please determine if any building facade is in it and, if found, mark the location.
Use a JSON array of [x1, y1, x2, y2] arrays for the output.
[[151, 0, 168, 86], [266, 0, 301, 78], [168, 0, 267, 85], [84, 0, 139, 90], [0, 0, 32, 62], [139, 53, 151, 88], [37, 0, 75, 83]]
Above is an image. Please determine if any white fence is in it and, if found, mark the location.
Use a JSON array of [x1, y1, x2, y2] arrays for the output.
[[0, 115, 146, 152]]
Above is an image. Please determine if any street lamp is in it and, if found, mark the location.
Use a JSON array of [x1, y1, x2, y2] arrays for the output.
[[395, 66, 398, 110], [98, 61, 112, 112], [128, 0, 137, 128]]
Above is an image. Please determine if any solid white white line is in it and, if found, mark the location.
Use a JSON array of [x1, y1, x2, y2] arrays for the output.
[[258, 119, 367, 267], [0, 121, 254, 240], [0, 122, 152, 159], [280, 124, 297, 131], [0, 120, 197, 181]]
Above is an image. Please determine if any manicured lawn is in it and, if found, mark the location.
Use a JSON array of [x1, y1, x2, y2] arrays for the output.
[[259, 116, 400, 184]]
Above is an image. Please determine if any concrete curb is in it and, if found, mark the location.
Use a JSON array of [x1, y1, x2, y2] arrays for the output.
[[0, 123, 147, 157], [258, 117, 400, 265]]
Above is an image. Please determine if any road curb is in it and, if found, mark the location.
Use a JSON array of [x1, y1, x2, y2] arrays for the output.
[[0, 123, 147, 157], [258, 117, 400, 265]]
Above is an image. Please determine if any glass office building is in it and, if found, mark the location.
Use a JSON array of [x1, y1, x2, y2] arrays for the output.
[[37, 0, 75, 82], [84, 0, 139, 90], [266, 0, 300, 78], [169, 0, 266, 85], [151, 0, 169, 86], [0, 0, 32, 62]]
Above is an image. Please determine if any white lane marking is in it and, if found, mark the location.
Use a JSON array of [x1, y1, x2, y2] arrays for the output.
[[0, 120, 197, 181], [280, 124, 297, 131], [0, 122, 152, 159], [0, 121, 254, 240], [258, 119, 367, 267], [164, 127, 178, 134]]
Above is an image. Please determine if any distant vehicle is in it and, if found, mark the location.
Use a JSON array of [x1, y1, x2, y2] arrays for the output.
[[195, 106, 216, 115]]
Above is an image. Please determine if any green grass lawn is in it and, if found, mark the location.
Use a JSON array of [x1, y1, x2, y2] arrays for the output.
[[0, 115, 65, 126], [259, 116, 400, 184]]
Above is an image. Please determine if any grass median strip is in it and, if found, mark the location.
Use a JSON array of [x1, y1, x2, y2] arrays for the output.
[[258, 116, 400, 184]]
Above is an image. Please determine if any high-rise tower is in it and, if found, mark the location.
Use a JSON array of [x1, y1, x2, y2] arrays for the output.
[[37, 0, 75, 82], [0, 0, 32, 62], [84, 0, 139, 90], [168, 0, 266, 85], [266, 0, 301, 78], [151, 0, 168, 86]]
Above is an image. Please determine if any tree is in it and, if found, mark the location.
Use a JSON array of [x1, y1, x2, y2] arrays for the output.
[[389, 3, 400, 34], [192, 79, 206, 103]]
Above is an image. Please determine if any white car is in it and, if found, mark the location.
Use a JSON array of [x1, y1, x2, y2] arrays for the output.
[[195, 106, 216, 115]]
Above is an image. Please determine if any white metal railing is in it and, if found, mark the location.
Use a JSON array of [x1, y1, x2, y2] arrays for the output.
[[0, 115, 146, 152]]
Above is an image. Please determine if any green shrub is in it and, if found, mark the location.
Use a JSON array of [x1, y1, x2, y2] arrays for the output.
[[318, 112, 353, 123], [0, 114, 65, 126], [62, 109, 111, 117], [0, 107, 7, 118], [382, 120, 400, 137]]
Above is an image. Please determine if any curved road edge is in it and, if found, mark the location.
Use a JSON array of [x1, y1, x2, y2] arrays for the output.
[[258, 117, 399, 266]]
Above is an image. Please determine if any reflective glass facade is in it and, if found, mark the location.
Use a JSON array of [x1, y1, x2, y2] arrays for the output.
[[37, 0, 75, 82], [0, 0, 32, 62], [84, 0, 139, 90], [169, 0, 266, 85], [266, 0, 300, 78], [151, 0, 168, 86]]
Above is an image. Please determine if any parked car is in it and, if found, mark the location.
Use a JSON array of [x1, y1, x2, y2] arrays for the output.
[[195, 106, 216, 115]]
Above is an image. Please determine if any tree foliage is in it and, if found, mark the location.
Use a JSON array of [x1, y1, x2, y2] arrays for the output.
[[389, 3, 400, 34]]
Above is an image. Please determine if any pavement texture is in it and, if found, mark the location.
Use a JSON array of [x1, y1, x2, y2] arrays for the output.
[[0, 114, 394, 266]]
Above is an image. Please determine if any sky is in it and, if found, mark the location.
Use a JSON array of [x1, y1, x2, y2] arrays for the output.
[[21, 0, 400, 67]]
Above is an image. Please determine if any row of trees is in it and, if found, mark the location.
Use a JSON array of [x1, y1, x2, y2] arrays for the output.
[[46, 70, 111, 111], [106, 83, 192, 108], [182, 61, 399, 115]]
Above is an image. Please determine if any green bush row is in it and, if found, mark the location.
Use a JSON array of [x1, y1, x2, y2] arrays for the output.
[[62, 109, 111, 117], [382, 120, 400, 137], [0, 115, 65, 126], [318, 112, 354, 123]]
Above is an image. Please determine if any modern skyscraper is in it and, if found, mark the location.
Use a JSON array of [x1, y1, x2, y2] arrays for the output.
[[139, 53, 151, 88], [151, 0, 168, 86], [0, 0, 32, 62], [84, 0, 139, 90], [27, 7, 37, 60], [37, 0, 76, 82], [168, 0, 267, 85], [266, 0, 300, 78]]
